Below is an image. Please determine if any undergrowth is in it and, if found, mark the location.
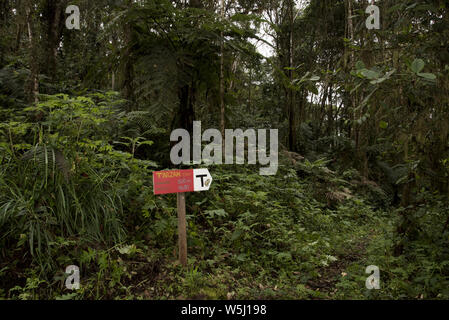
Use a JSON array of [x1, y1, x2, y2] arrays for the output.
[[1, 93, 448, 300]]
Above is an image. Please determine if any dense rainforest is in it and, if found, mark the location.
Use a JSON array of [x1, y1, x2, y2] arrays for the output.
[[0, 0, 448, 300]]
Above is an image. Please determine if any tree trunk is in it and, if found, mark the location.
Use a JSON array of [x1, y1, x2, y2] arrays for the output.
[[177, 84, 196, 133], [123, 0, 135, 110], [26, 1, 39, 104], [45, 0, 65, 78], [287, 0, 296, 151], [220, 0, 225, 152]]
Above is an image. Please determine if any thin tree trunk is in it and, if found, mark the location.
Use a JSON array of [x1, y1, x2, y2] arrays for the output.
[[248, 67, 252, 112], [220, 0, 225, 153], [327, 85, 334, 138], [26, 2, 39, 104], [228, 56, 238, 91], [346, 0, 358, 148], [124, 0, 134, 110], [14, 0, 23, 52], [287, 0, 296, 151]]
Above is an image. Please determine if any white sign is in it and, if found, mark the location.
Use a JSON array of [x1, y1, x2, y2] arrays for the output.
[[193, 168, 213, 192]]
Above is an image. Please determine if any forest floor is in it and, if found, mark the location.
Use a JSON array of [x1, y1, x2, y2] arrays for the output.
[[2, 156, 445, 300], [117, 205, 390, 300], [91, 161, 396, 300], [306, 231, 373, 296]]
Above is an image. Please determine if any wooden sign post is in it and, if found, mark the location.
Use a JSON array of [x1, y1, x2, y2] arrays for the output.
[[153, 169, 212, 267], [177, 192, 187, 266]]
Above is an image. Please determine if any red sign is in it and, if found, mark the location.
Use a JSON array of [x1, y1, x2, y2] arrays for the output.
[[153, 169, 194, 195], [153, 169, 213, 195]]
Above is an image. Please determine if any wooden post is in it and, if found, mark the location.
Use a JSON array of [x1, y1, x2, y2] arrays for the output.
[[177, 192, 187, 267]]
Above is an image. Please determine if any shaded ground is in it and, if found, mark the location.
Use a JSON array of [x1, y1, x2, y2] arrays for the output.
[[306, 235, 372, 298]]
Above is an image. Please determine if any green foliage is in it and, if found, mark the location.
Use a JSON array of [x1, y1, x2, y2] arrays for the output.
[[0, 0, 448, 301], [0, 92, 159, 275]]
